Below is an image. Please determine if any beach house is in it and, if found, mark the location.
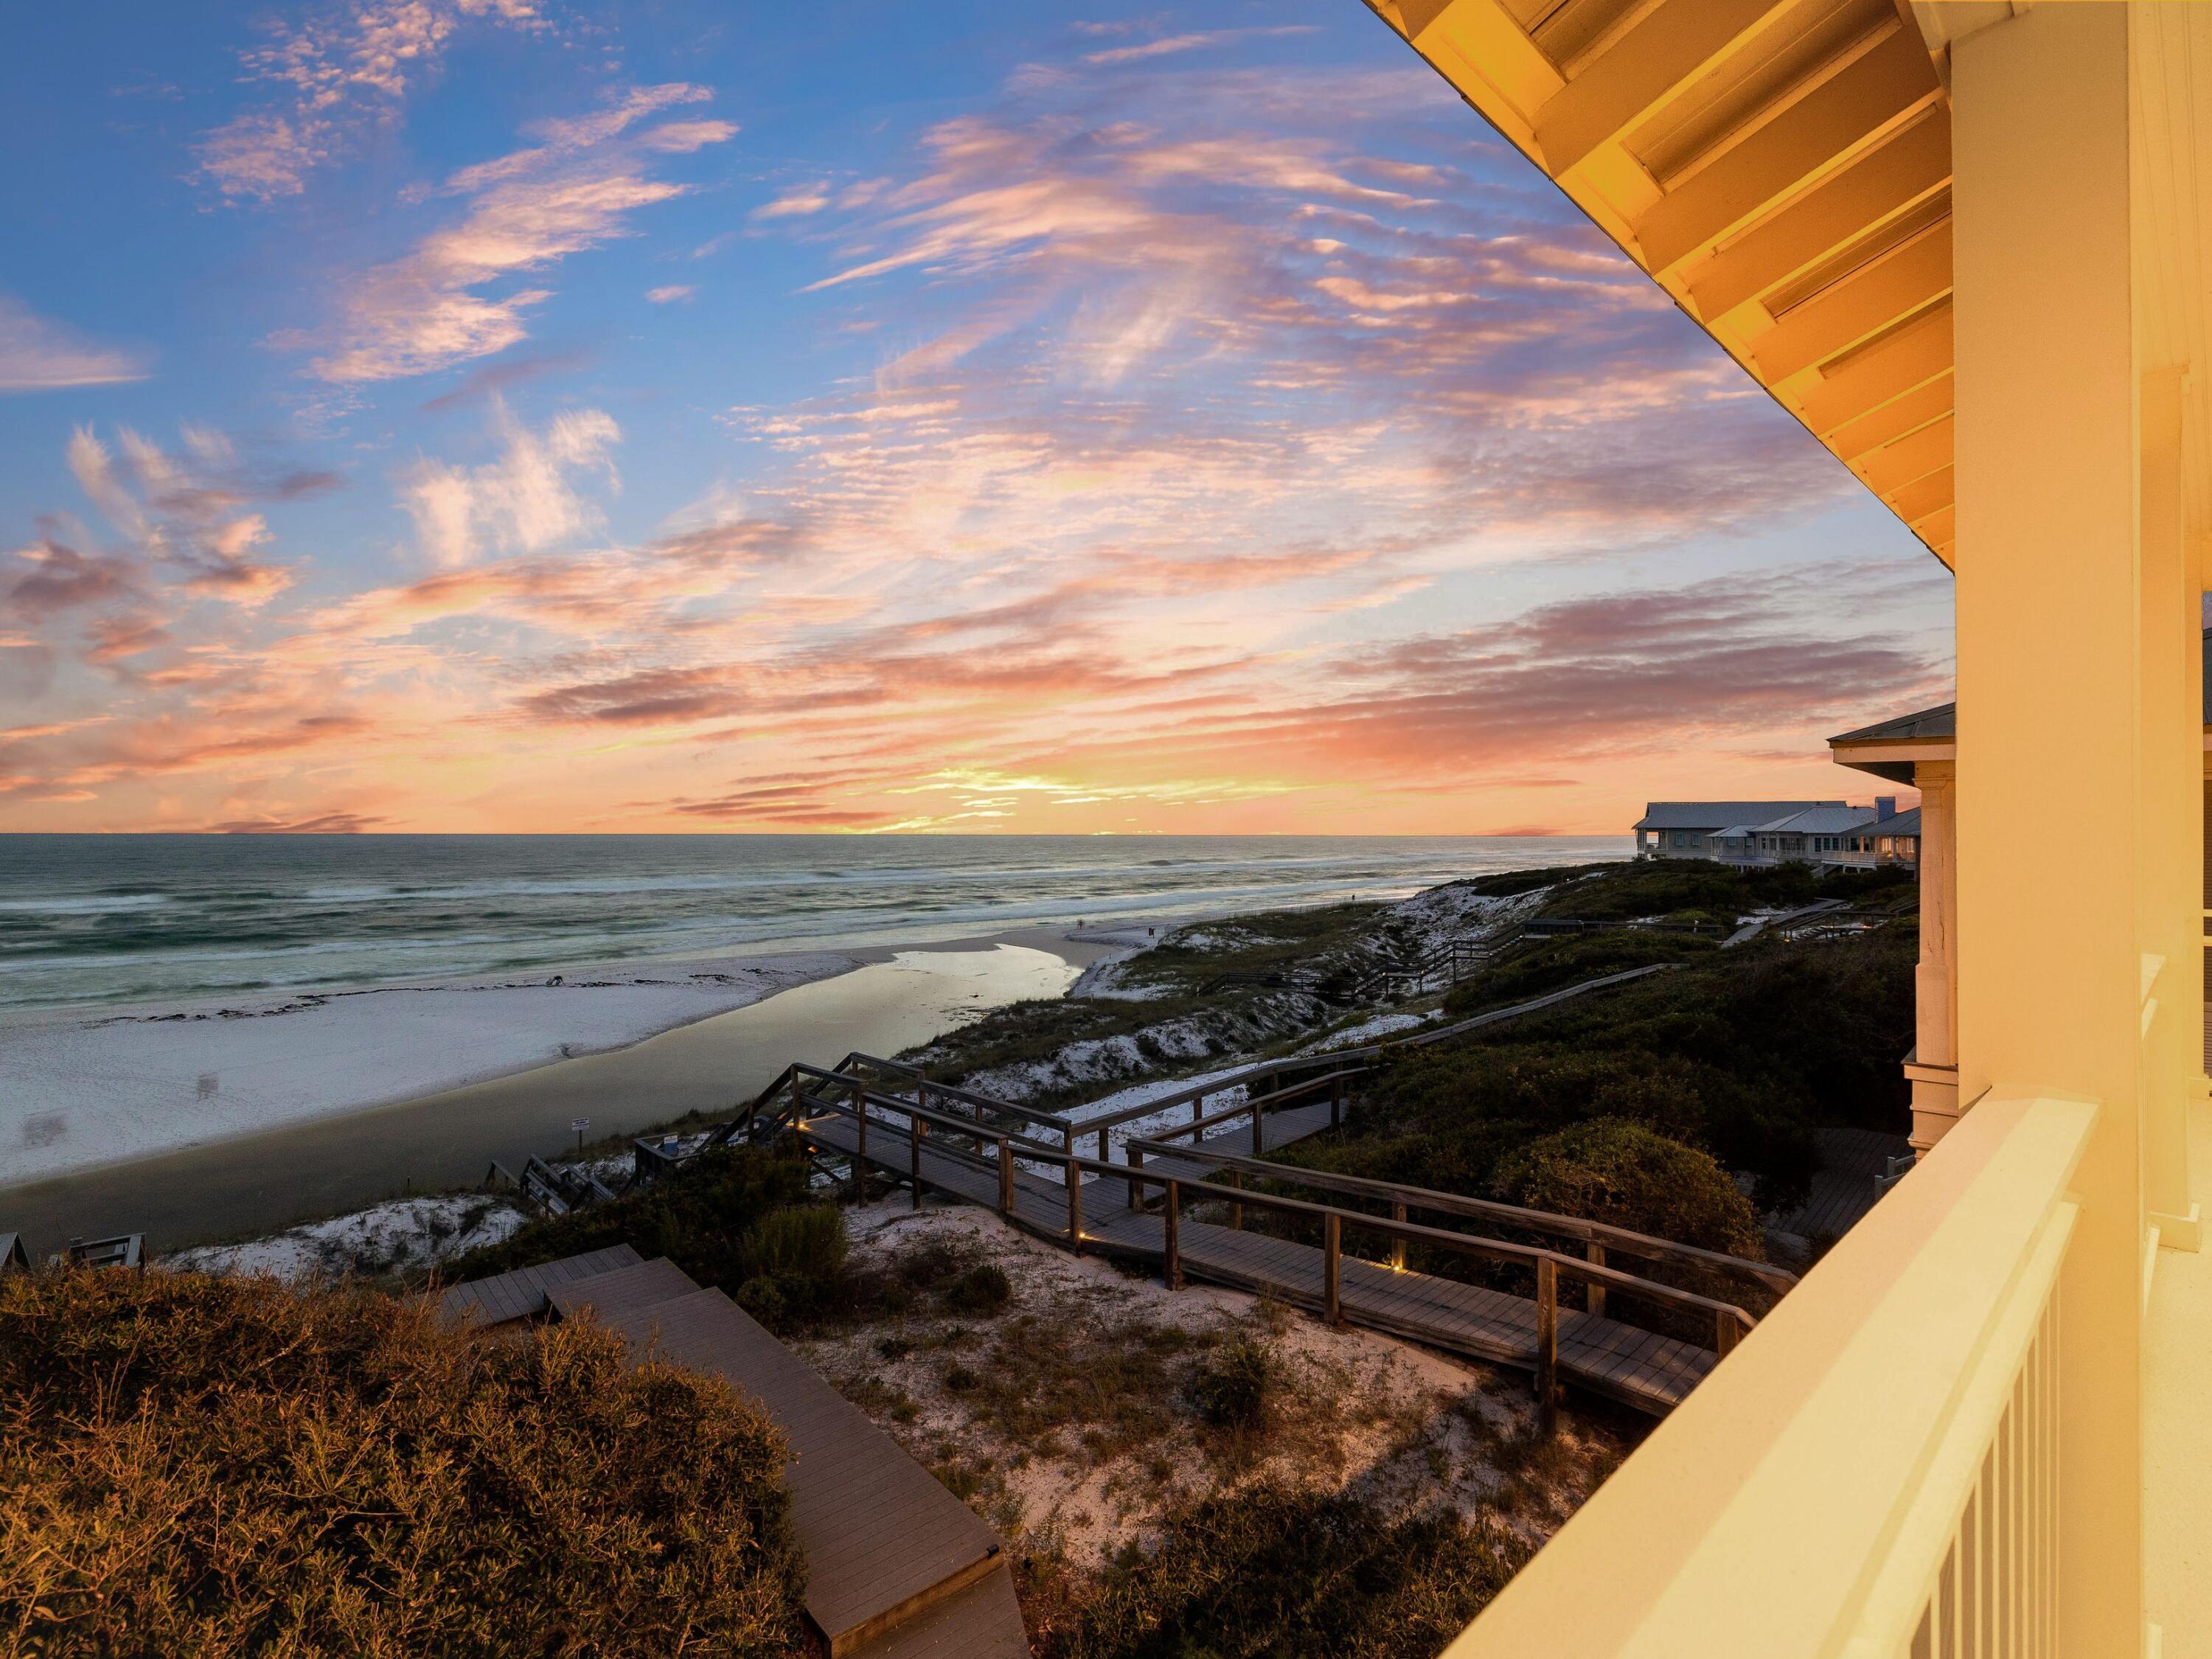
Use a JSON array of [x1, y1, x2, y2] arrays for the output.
[[1363, 2, 2212, 1651], [1631, 799, 1845, 858], [1636, 799, 1915, 868]]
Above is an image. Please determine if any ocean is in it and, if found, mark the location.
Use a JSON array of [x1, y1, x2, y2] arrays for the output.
[[0, 834, 1626, 1013]]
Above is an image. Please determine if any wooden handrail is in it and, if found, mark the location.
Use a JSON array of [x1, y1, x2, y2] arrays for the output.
[[1122, 1136, 1797, 1295], [773, 1075, 1763, 1331], [1144, 1175, 1758, 1333], [838, 1053, 1075, 1132], [1148, 1068, 1366, 1144], [1071, 1050, 1354, 1134], [785, 1079, 1761, 1376]]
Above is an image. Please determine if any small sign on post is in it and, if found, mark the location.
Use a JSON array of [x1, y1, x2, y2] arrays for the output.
[[571, 1118, 590, 1156]]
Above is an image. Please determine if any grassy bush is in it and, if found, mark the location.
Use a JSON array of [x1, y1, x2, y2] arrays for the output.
[[1030, 1483, 1531, 1659], [1528, 860, 1912, 922], [1292, 900, 1916, 1218], [1188, 1336, 1275, 1429], [1490, 1118, 1764, 1257], [1442, 931, 1716, 1016], [942, 1261, 1013, 1313], [448, 1144, 854, 1326], [0, 1267, 804, 1657]]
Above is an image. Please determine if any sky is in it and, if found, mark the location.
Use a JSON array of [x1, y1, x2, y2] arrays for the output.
[[0, 1, 1954, 835]]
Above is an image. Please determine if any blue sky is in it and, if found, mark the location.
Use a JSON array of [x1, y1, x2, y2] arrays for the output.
[[0, 1, 1952, 833]]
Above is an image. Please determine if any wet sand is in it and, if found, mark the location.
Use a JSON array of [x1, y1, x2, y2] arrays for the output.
[[0, 929, 1108, 1253]]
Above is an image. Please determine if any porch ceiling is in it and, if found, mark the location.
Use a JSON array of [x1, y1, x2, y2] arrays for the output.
[[1366, 0, 1965, 567]]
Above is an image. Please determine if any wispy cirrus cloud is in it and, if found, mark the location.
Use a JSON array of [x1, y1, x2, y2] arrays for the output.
[[1081, 27, 1317, 66], [0, 296, 148, 392], [296, 84, 736, 382], [195, 0, 548, 203], [60, 422, 327, 605], [1, 27, 1947, 835]]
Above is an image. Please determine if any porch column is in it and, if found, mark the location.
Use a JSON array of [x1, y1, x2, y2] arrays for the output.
[[1902, 758, 1958, 1152], [1950, 7, 2145, 1649]]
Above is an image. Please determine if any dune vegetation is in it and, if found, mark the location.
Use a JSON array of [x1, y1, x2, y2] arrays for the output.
[[0, 1266, 806, 1657]]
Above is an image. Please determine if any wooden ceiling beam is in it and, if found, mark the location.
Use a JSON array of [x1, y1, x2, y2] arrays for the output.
[[1795, 299, 1952, 434], [1854, 411, 1952, 495], [1635, 25, 1943, 275], [1406, 0, 1565, 145], [1919, 504, 1956, 563], [1754, 220, 1951, 380], [1829, 371, 1952, 462], [1885, 463, 1953, 527], [1687, 108, 1951, 319], [1537, 0, 1801, 176]]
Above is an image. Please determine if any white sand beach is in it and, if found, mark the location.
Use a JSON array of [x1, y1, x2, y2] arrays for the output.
[[0, 950, 856, 1187]]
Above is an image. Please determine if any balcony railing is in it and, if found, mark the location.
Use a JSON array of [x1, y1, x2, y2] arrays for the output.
[[1444, 1091, 2096, 1658]]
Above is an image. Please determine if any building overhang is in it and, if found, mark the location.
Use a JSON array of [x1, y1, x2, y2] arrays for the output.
[[1366, 0, 1962, 566], [1362, 4, 2212, 577], [1829, 700, 1954, 784]]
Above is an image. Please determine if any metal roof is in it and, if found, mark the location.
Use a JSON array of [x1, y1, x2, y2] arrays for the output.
[[1872, 807, 1922, 838], [1637, 801, 1840, 832], [1636, 801, 1845, 832], [1750, 806, 1880, 836]]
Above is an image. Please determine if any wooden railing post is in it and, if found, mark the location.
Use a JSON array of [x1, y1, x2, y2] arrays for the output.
[[788, 1070, 804, 1122], [997, 1135, 1013, 1217], [1536, 1256, 1558, 1439], [1228, 1168, 1244, 1231], [1065, 1156, 1082, 1253], [1324, 1212, 1343, 1326], [1251, 1095, 1265, 1155], [1714, 1309, 1741, 1360], [1127, 1143, 1145, 1209], [1164, 1180, 1183, 1290], [851, 1079, 868, 1200], [1587, 1240, 1607, 1318], [1193, 1092, 1205, 1127], [1096, 1124, 1110, 1164], [909, 1113, 923, 1212], [1391, 1200, 1407, 1270]]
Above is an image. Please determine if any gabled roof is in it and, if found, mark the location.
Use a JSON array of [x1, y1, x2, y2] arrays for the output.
[[1636, 801, 1844, 832], [1874, 807, 1922, 838], [1751, 805, 1879, 836]]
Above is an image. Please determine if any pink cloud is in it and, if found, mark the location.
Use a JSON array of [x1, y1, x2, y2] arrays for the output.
[[0, 295, 149, 392], [195, 0, 549, 203], [300, 86, 735, 383]]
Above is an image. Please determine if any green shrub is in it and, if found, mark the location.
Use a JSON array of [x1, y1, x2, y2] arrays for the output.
[[1189, 1337, 1275, 1429], [0, 1267, 804, 1656], [1442, 931, 1715, 1017], [741, 1203, 848, 1284], [448, 1145, 865, 1329], [943, 1262, 1012, 1313], [451, 1144, 813, 1292], [1490, 1118, 1764, 1257], [1034, 1482, 1531, 1659]]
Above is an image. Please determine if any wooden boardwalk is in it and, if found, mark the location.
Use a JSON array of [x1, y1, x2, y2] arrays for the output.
[[1772, 1126, 1913, 1241], [800, 1110, 1718, 1416], [446, 1248, 1026, 1659]]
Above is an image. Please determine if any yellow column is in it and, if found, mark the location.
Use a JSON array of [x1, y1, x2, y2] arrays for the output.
[[2139, 364, 2200, 1250], [1950, 5, 2144, 1649], [1905, 758, 1958, 1152]]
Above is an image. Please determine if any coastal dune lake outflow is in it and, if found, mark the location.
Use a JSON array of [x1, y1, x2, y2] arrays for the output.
[[0, 835, 1625, 1244]]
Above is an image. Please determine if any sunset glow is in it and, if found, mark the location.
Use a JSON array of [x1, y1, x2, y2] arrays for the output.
[[0, 2, 1953, 834]]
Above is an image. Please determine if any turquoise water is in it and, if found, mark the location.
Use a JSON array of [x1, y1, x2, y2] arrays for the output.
[[0, 834, 1624, 1012]]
